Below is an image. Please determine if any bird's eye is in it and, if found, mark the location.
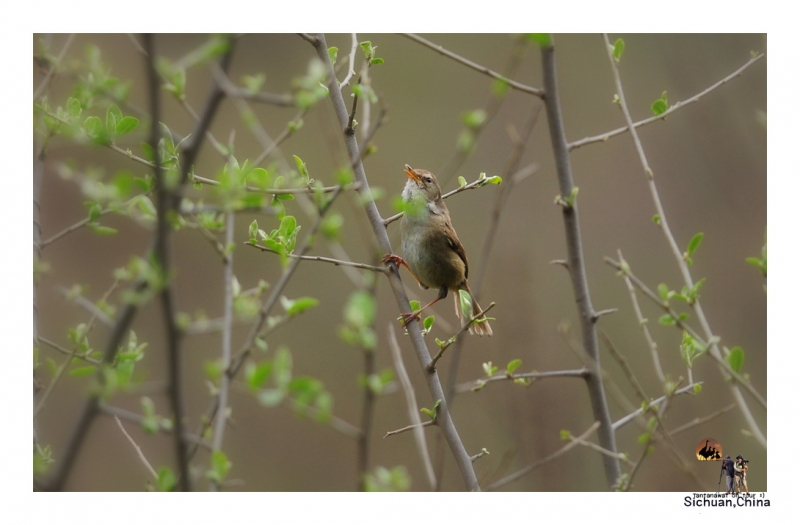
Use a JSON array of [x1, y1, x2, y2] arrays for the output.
[[425, 177, 433, 183]]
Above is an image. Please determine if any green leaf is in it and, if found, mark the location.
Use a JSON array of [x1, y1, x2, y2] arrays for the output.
[[370, 57, 384, 65], [693, 384, 702, 394], [492, 78, 509, 98], [88, 223, 118, 235], [87, 202, 102, 222], [409, 300, 421, 312], [657, 283, 670, 302], [106, 104, 123, 136], [278, 215, 297, 240], [458, 290, 473, 321], [327, 46, 338, 64], [258, 388, 284, 406], [458, 176, 467, 188], [686, 232, 704, 257], [69, 365, 97, 377], [285, 297, 319, 316], [207, 450, 232, 483], [612, 38, 625, 63], [293, 155, 310, 182], [745, 257, 762, 268], [321, 212, 343, 240], [83, 116, 104, 138], [658, 314, 676, 326], [248, 220, 259, 242], [115, 116, 139, 137], [423, 315, 435, 332], [462, 109, 487, 129], [506, 359, 522, 375], [242, 73, 266, 94], [273, 347, 292, 388], [651, 91, 669, 116], [359, 41, 374, 59], [156, 467, 176, 491], [245, 361, 273, 392], [727, 346, 744, 374], [67, 97, 82, 118], [525, 34, 552, 47], [345, 290, 376, 327]]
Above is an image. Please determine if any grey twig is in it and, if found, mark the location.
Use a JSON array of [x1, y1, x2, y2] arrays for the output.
[[246, 243, 388, 273], [384, 420, 435, 438], [616, 250, 666, 383], [209, 209, 235, 492], [113, 416, 158, 480], [612, 383, 702, 431], [388, 325, 437, 490], [456, 368, 589, 394], [541, 36, 620, 486], [669, 404, 736, 436], [569, 53, 765, 151], [402, 34, 544, 98], [487, 421, 600, 490], [339, 33, 359, 88]]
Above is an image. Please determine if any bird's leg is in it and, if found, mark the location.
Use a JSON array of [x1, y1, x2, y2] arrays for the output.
[[381, 254, 429, 289], [400, 287, 448, 327]]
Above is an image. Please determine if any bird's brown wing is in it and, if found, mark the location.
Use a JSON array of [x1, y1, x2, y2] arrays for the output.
[[440, 214, 469, 281]]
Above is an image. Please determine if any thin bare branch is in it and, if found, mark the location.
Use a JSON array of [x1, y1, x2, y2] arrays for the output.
[[616, 250, 666, 383], [339, 34, 359, 88], [384, 420, 435, 438], [388, 325, 437, 490], [486, 421, 600, 490], [669, 404, 736, 436], [612, 383, 702, 431], [247, 243, 388, 273], [569, 53, 764, 150], [114, 416, 158, 479], [402, 34, 544, 98], [456, 368, 589, 394]]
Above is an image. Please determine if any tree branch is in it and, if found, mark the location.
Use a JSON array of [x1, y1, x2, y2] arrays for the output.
[[402, 34, 544, 98], [569, 53, 764, 151], [540, 36, 620, 487], [486, 421, 600, 490]]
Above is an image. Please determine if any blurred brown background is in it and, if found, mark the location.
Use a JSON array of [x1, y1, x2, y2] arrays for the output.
[[34, 33, 766, 492]]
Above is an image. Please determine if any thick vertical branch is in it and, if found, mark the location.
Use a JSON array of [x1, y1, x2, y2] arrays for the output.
[[540, 38, 621, 487], [144, 33, 192, 491], [309, 33, 480, 491]]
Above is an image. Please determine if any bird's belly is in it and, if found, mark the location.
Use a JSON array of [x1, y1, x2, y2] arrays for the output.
[[401, 223, 464, 290]]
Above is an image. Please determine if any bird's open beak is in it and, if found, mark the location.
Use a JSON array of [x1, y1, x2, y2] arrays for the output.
[[404, 164, 420, 182]]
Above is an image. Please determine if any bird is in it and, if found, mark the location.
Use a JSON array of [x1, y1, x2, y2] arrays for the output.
[[382, 164, 492, 336]]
